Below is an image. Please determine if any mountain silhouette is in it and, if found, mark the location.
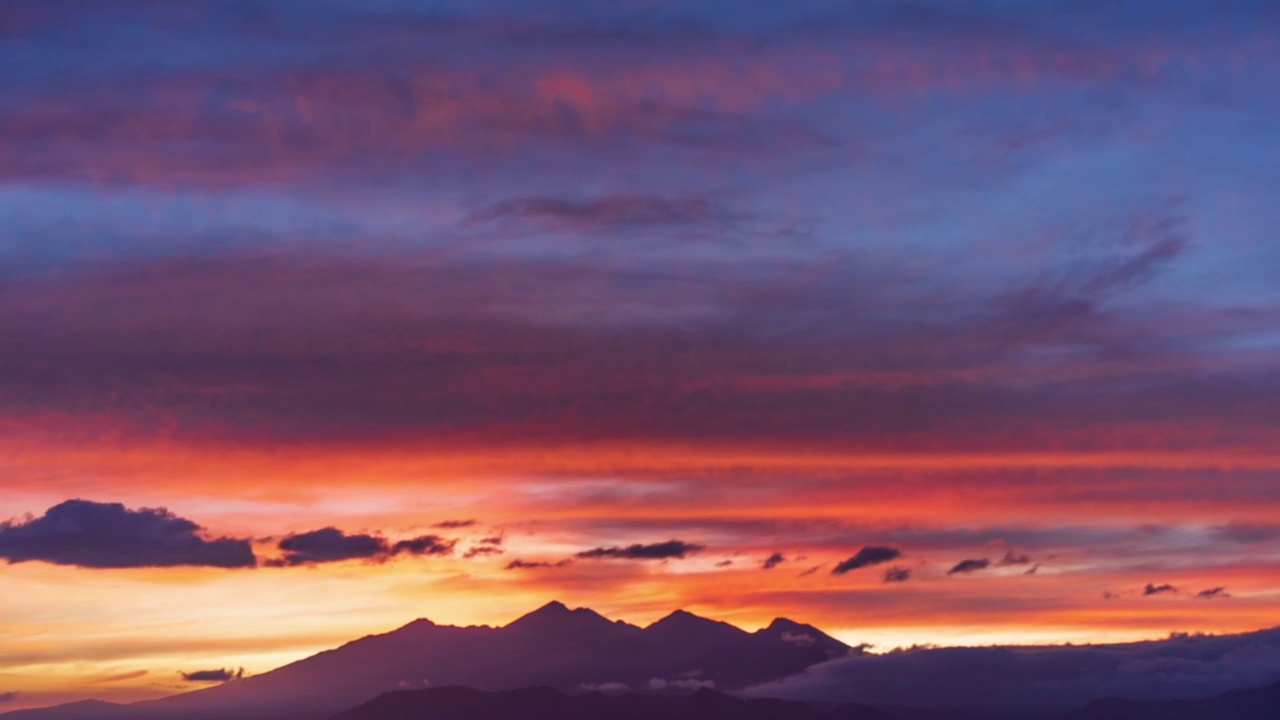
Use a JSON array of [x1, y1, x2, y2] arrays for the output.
[[335, 685, 902, 720], [8, 602, 849, 720], [1067, 678, 1280, 720], [7, 605, 1273, 720], [0, 700, 126, 720]]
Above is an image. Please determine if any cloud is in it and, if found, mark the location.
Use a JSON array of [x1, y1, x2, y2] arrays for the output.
[[883, 566, 911, 583], [998, 550, 1031, 566], [0, 500, 255, 569], [832, 546, 902, 575], [1196, 587, 1229, 599], [762, 552, 787, 569], [463, 545, 504, 559], [948, 558, 991, 575], [0, 692, 17, 704], [579, 682, 629, 694], [179, 668, 244, 683], [649, 677, 716, 691], [746, 627, 1280, 714], [269, 528, 388, 566], [575, 540, 704, 560], [431, 520, 478, 529], [391, 535, 457, 557], [267, 528, 455, 566], [781, 632, 816, 647], [505, 558, 572, 570], [1144, 583, 1178, 596]]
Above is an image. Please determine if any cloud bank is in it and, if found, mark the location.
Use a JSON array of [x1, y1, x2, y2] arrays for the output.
[[748, 628, 1280, 713], [0, 500, 255, 569]]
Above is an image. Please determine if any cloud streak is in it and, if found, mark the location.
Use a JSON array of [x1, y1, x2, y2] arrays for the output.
[[832, 547, 902, 575], [179, 668, 243, 683], [575, 540, 704, 561], [949, 559, 992, 575]]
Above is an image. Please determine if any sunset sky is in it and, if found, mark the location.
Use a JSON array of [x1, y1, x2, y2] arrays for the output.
[[2, 0, 1280, 712]]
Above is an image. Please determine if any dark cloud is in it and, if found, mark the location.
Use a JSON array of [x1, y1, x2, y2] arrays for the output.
[[267, 528, 456, 566], [747, 627, 1280, 714], [0, 692, 16, 704], [505, 558, 572, 570], [270, 528, 387, 566], [799, 565, 822, 577], [0, 500, 255, 569], [180, 668, 243, 683], [463, 545, 503, 558], [1144, 583, 1178, 596], [431, 520, 478, 529], [948, 558, 991, 575], [462, 535, 504, 558], [883, 566, 911, 583], [1196, 587, 1229, 600], [575, 540, 704, 560], [832, 546, 901, 575], [391, 535, 456, 557], [762, 552, 786, 570], [998, 550, 1031, 566], [715, 559, 733, 567]]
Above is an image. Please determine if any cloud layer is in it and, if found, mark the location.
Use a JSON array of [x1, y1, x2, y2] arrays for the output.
[[749, 628, 1280, 713]]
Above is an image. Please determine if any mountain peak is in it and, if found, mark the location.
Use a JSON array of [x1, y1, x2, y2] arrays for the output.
[[394, 618, 437, 632], [647, 609, 748, 638], [648, 609, 703, 626], [505, 601, 614, 631], [756, 617, 851, 655], [764, 617, 806, 631]]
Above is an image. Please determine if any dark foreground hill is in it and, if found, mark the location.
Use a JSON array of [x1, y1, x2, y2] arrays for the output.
[[1068, 678, 1280, 720], [335, 686, 902, 720]]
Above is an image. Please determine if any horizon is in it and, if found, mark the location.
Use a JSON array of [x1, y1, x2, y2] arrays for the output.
[[5, 599, 1279, 714], [3, 0, 1279, 715]]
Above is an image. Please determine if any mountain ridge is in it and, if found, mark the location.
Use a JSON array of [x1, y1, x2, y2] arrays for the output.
[[6, 607, 1278, 720], [2, 601, 846, 720]]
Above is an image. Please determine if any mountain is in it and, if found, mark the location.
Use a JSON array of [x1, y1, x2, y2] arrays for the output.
[[1068, 678, 1280, 720], [1, 602, 851, 720], [335, 686, 903, 720]]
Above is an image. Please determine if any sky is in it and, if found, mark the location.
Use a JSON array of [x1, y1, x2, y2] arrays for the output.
[[2, 0, 1280, 711]]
